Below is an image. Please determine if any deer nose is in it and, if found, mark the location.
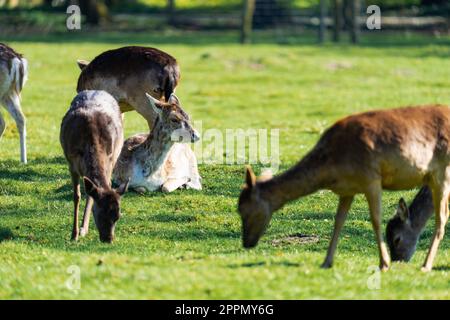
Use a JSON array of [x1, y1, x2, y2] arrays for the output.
[[191, 129, 200, 143]]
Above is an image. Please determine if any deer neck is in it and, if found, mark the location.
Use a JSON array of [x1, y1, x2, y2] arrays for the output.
[[258, 150, 329, 212], [408, 186, 435, 232], [139, 118, 174, 174], [84, 147, 111, 191]]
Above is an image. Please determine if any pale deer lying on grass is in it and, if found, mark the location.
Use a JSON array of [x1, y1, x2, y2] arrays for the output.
[[77, 46, 201, 191], [386, 186, 434, 261], [113, 93, 201, 193], [238, 105, 450, 272], [0, 43, 28, 163], [60, 90, 129, 243]]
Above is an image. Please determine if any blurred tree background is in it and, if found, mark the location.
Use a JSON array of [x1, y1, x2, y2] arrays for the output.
[[0, 0, 448, 43]]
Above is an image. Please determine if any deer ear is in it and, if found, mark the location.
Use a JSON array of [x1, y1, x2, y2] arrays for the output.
[[83, 177, 101, 200], [77, 59, 89, 70], [115, 179, 130, 196], [245, 166, 256, 188], [396, 198, 409, 221], [145, 93, 163, 116]]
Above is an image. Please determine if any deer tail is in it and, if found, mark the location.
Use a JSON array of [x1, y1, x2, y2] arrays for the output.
[[10, 57, 28, 96]]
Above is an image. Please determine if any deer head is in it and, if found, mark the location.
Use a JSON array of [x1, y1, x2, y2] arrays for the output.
[[386, 198, 419, 261], [84, 177, 129, 243], [238, 166, 273, 248], [145, 93, 200, 143]]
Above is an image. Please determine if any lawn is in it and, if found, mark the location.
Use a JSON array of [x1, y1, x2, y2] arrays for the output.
[[0, 30, 449, 299]]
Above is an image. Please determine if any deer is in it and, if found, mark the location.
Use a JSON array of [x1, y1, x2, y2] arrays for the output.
[[60, 90, 129, 243], [76, 46, 182, 128], [238, 105, 450, 272], [113, 93, 201, 193], [386, 186, 435, 262], [0, 43, 28, 164], [76, 46, 201, 191]]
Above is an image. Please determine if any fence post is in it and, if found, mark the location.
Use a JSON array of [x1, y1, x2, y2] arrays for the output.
[[350, 0, 361, 43], [240, 0, 256, 44], [319, 0, 327, 43], [333, 0, 342, 42]]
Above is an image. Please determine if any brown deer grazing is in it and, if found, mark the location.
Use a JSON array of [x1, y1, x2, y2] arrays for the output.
[[386, 186, 434, 261], [60, 90, 129, 243], [238, 105, 450, 272], [76, 46, 181, 128], [113, 93, 201, 193], [0, 43, 28, 163]]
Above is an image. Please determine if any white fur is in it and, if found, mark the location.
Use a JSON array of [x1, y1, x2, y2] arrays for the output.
[[125, 143, 201, 193]]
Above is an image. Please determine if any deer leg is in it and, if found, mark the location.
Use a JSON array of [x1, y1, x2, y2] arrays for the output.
[[0, 110, 5, 139], [162, 177, 189, 193], [422, 187, 449, 272], [321, 195, 354, 268], [365, 182, 391, 271], [3, 95, 27, 164], [80, 195, 93, 237], [71, 172, 81, 241]]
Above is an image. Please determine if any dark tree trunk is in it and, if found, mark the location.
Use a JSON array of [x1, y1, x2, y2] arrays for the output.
[[79, 0, 109, 25], [318, 0, 327, 43], [350, 0, 360, 44], [167, 0, 176, 26], [333, 0, 343, 42]]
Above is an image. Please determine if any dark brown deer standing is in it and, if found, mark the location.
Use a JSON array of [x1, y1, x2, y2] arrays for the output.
[[60, 90, 129, 242], [238, 105, 450, 272], [76, 46, 182, 128]]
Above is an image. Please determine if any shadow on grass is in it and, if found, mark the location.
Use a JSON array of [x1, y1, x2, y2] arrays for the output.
[[0, 156, 66, 182], [0, 227, 14, 242], [227, 260, 302, 268], [432, 265, 450, 271]]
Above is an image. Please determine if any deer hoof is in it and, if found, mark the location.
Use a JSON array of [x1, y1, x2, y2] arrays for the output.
[[320, 262, 332, 269], [421, 266, 432, 273], [79, 228, 88, 237]]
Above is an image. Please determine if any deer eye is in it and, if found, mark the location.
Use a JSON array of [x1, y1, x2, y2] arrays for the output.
[[170, 118, 178, 123]]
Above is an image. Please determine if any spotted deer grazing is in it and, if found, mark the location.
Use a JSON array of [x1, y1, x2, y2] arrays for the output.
[[113, 93, 201, 193], [76, 46, 201, 190], [60, 90, 129, 243], [0, 43, 28, 163], [386, 186, 435, 261], [238, 105, 450, 272]]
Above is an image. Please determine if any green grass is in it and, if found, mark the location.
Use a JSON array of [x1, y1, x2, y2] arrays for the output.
[[0, 31, 449, 299]]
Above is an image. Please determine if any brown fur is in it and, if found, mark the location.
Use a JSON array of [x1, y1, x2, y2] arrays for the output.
[[239, 105, 450, 272], [60, 91, 128, 243], [76, 46, 181, 126]]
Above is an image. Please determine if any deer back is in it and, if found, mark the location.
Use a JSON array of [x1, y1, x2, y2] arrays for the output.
[[60, 90, 123, 181]]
